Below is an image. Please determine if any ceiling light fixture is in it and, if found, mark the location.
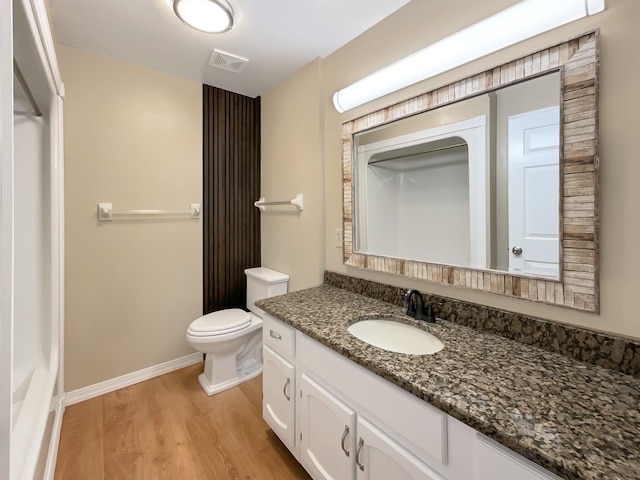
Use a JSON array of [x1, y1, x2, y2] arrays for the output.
[[173, 0, 234, 34], [333, 0, 605, 113]]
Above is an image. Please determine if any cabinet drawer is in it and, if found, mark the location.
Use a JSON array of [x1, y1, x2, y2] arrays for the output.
[[263, 313, 295, 359]]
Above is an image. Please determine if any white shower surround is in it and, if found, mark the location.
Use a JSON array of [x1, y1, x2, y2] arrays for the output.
[[355, 115, 487, 269], [1, 1, 65, 479]]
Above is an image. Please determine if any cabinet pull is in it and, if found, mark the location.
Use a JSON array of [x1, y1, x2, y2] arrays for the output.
[[283, 378, 291, 401], [355, 437, 365, 471], [340, 425, 350, 457], [269, 329, 282, 340]]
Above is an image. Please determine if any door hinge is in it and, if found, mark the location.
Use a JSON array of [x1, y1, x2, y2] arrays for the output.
[[300, 432, 303, 441]]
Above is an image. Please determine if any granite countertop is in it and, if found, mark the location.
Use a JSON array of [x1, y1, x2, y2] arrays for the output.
[[257, 285, 640, 480]]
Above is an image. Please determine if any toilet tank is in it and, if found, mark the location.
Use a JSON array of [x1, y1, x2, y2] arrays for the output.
[[245, 267, 289, 317]]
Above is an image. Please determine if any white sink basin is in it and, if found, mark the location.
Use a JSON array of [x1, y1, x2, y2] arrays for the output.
[[347, 317, 444, 355]]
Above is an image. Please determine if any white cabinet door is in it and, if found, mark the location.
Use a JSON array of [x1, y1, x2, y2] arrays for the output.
[[299, 373, 356, 480], [355, 417, 445, 480], [263, 345, 296, 450], [476, 436, 562, 480]]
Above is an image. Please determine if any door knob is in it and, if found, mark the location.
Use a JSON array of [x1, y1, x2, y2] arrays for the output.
[[511, 246, 523, 255]]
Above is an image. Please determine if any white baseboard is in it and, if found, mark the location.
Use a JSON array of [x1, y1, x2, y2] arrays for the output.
[[65, 353, 203, 406]]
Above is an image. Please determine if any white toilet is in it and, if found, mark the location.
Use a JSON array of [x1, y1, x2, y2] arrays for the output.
[[186, 267, 289, 396]]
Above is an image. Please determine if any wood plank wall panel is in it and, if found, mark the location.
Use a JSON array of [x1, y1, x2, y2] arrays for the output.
[[203, 86, 261, 313], [342, 31, 600, 313]]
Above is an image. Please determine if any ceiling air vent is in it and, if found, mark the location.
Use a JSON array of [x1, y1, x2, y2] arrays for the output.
[[208, 49, 249, 73]]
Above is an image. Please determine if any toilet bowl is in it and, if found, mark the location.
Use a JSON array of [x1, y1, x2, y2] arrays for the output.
[[186, 267, 289, 396], [187, 309, 263, 395]]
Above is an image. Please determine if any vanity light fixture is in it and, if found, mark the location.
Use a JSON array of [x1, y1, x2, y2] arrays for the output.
[[332, 0, 605, 113], [173, 0, 234, 34]]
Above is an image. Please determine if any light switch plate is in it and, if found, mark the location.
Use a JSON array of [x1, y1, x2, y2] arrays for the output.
[[334, 228, 342, 247]]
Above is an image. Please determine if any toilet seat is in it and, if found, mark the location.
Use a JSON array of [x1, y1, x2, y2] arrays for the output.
[[187, 309, 252, 337]]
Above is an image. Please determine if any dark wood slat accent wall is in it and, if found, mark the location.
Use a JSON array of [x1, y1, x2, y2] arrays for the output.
[[203, 85, 261, 313]]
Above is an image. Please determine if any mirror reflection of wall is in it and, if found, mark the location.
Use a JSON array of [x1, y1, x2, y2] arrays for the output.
[[352, 71, 560, 279], [364, 137, 470, 265]]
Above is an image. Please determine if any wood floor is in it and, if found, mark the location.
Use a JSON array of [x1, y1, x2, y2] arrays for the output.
[[54, 363, 311, 480]]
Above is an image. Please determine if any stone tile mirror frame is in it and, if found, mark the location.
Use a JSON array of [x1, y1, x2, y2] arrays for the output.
[[342, 31, 600, 313]]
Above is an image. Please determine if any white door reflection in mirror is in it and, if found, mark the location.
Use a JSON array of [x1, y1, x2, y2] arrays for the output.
[[508, 106, 560, 278]]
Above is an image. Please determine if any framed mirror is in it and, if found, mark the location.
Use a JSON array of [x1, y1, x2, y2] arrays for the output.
[[342, 31, 599, 313]]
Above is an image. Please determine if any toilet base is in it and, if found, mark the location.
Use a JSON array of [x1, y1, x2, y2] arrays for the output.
[[197, 365, 263, 396], [188, 317, 264, 396]]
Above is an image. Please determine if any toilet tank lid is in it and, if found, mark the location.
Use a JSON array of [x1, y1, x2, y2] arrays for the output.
[[244, 267, 289, 284]]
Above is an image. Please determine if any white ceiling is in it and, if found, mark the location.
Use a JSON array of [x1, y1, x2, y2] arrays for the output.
[[51, 0, 412, 98]]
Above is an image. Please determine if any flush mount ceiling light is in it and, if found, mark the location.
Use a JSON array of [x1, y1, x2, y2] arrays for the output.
[[333, 0, 605, 113], [173, 0, 234, 34]]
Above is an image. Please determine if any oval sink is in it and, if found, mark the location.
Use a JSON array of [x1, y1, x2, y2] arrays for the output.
[[347, 317, 444, 355]]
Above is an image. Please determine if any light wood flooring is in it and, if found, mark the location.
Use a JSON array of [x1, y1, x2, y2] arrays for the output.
[[54, 363, 310, 479]]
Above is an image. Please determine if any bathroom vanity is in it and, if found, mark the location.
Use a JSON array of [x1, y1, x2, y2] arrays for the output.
[[259, 285, 639, 480]]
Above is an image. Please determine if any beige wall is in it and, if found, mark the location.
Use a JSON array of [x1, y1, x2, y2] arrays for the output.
[[261, 58, 325, 291], [262, 0, 640, 339], [59, 45, 202, 391]]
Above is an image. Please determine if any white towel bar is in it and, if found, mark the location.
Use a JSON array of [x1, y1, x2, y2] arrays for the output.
[[254, 194, 303, 212], [98, 203, 200, 221]]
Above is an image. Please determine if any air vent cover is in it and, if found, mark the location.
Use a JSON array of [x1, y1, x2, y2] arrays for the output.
[[208, 49, 249, 73]]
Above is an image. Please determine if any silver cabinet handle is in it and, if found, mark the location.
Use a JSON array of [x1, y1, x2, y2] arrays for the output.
[[283, 377, 291, 401], [355, 437, 365, 471], [511, 246, 523, 255], [269, 329, 282, 340], [340, 425, 350, 457]]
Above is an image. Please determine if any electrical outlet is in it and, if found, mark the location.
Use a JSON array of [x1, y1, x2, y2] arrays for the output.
[[334, 228, 342, 247]]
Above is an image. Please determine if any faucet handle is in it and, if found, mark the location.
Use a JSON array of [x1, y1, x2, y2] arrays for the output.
[[404, 289, 418, 316], [424, 303, 436, 323]]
